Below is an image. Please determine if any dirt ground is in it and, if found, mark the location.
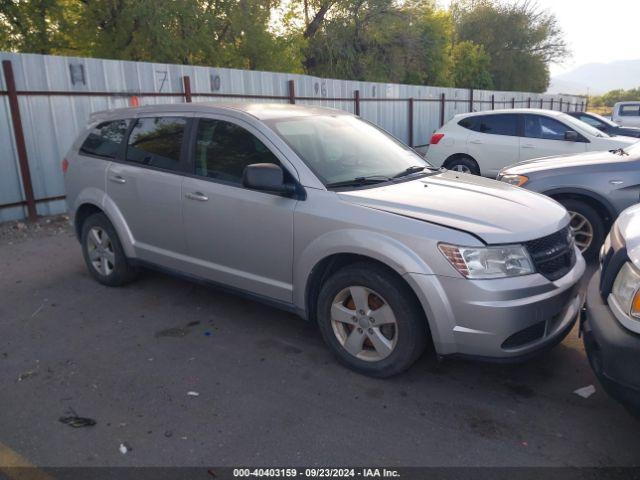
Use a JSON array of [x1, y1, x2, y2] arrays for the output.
[[0, 216, 638, 469]]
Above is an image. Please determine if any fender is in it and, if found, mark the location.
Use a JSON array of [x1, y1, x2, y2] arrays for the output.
[[292, 228, 435, 312], [73, 187, 136, 258], [542, 187, 617, 219]]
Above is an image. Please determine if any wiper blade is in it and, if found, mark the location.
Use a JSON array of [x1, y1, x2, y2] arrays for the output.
[[392, 165, 427, 178], [326, 175, 392, 188], [610, 148, 629, 156]]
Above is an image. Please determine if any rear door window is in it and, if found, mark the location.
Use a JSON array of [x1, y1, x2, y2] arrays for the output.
[[79, 120, 129, 159], [126, 117, 187, 171], [577, 115, 603, 128], [474, 114, 518, 136]]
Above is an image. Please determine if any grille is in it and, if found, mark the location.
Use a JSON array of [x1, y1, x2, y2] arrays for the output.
[[524, 227, 576, 281]]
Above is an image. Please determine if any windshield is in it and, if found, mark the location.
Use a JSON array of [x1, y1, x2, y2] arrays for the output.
[[267, 114, 432, 186], [561, 113, 610, 138], [588, 112, 617, 127]]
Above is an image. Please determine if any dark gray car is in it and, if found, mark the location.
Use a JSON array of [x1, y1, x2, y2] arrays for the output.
[[567, 111, 640, 138], [498, 142, 640, 260]]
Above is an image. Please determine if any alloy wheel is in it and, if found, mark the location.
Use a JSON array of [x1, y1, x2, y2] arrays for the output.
[[569, 211, 594, 252], [452, 164, 471, 173], [86, 226, 115, 276], [330, 286, 398, 362]]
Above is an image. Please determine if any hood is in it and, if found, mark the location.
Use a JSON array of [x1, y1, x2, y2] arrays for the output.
[[616, 204, 640, 267], [604, 135, 640, 146], [338, 171, 569, 244], [501, 150, 627, 175]]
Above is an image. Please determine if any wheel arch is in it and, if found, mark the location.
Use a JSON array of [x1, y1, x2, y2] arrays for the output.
[[302, 252, 433, 346], [72, 191, 135, 258], [544, 188, 617, 229]]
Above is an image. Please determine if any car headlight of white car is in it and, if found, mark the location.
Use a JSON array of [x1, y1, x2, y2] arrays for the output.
[[498, 174, 529, 187], [439, 244, 534, 279], [611, 262, 640, 321]]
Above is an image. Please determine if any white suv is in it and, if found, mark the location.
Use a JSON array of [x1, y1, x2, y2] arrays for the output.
[[612, 102, 640, 128], [426, 109, 638, 178]]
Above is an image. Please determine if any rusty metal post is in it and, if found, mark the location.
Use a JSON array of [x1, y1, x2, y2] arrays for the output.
[[511, 98, 515, 109], [468, 88, 474, 112], [528, 97, 531, 108], [182, 75, 192, 103], [2, 60, 37, 221], [491, 94, 495, 110], [559, 98, 563, 112], [550, 98, 554, 110], [439, 93, 446, 127], [540, 98, 543, 108], [408, 97, 414, 147], [288, 80, 295, 104], [354, 90, 360, 116]]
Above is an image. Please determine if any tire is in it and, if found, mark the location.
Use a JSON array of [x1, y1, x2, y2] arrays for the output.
[[80, 212, 138, 286], [557, 199, 604, 261], [316, 262, 429, 377], [444, 155, 480, 175]]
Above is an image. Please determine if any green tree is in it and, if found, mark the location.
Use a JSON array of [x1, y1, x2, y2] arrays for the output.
[[452, 0, 568, 92], [0, 0, 80, 54], [300, 0, 453, 85], [591, 87, 640, 108], [450, 40, 492, 89]]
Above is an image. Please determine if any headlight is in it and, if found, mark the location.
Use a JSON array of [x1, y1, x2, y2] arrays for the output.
[[439, 243, 534, 279], [612, 262, 640, 319], [499, 174, 529, 187]]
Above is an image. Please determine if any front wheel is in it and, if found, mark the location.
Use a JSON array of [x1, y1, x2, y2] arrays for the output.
[[558, 199, 604, 261], [316, 263, 428, 377]]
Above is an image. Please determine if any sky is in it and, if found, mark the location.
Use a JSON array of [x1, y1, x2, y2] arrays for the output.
[[439, 0, 640, 77]]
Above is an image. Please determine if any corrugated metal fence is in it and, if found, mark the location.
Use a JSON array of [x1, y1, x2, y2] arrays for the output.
[[0, 52, 586, 222]]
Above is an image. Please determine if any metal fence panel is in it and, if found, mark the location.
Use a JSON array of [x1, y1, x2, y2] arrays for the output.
[[0, 51, 585, 222]]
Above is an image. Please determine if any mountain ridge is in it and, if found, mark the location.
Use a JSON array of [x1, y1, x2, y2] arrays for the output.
[[548, 59, 640, 95]]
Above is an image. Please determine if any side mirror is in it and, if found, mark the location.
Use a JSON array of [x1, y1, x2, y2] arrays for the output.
[[242, 163, 295, 194], [564, 131, 578, 142]]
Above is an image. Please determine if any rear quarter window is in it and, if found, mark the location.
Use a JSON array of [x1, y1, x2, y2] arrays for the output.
[[458, 117, 478, 131], [79, 120, 129, 159]]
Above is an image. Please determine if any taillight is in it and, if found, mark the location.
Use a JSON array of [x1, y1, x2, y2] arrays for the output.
[[62, 158, 69, 173], [430, 133, 445, 145]]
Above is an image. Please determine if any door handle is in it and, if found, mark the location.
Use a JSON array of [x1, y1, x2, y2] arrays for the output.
[[109, 175, 126, 184], [609, 180, 623, 185], [185, 192, 209, 202], [521, 144, 536, 149], [469, 139, 482, 144]]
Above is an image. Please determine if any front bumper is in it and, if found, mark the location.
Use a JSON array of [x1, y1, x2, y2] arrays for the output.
[[582, 271, 640, 412], [405, 247, 586, 360]]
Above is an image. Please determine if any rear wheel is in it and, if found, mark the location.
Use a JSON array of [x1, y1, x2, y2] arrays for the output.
[[557, 199, 604, 261], [80, 213, 138, 286], [444, 155, 480, 175], [316, 263, 428, 377]]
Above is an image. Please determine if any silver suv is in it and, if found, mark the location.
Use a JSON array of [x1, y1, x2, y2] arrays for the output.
[[64, 103, 585, 377]]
